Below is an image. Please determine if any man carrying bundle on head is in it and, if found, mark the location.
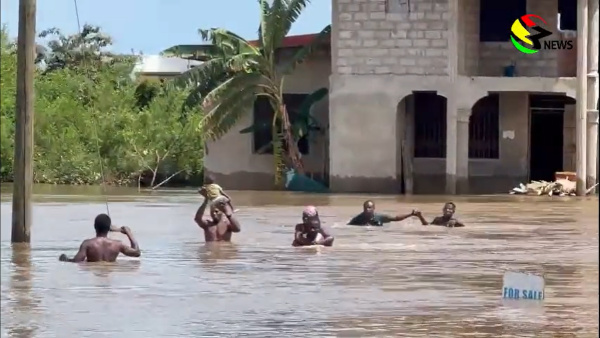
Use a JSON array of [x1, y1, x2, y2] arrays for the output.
[[199, 174, 237, 213], [194, 186, 241, 242]]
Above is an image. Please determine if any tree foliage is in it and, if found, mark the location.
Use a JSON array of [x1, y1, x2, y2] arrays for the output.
[[37, 24, 133, 73], [164, 0, 330, 185], [0, 25, 204, 187]]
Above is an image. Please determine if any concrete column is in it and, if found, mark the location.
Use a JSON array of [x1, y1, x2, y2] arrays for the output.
[[445, 0, 459, 195], [575, 0, 589, 195], [586, 0, 599, 193], [588, 110, 599, 191], [445, 100, 458, 195], [456, 109, 471, 194]]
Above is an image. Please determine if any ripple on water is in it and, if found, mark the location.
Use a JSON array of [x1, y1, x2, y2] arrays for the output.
[[0, 192, 598, 337]]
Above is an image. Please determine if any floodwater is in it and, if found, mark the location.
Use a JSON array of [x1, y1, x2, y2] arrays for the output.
[[0, 184, 598, 337]]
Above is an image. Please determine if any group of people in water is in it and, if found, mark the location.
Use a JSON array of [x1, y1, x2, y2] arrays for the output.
[[59, 182, 464, 263]]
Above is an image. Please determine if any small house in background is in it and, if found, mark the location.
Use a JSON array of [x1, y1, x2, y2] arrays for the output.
[[162, 35, 332, 191], [130, 55, 203, 81]]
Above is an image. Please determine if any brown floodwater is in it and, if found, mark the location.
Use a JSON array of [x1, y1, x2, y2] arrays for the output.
[[0, 184, 598, 337]]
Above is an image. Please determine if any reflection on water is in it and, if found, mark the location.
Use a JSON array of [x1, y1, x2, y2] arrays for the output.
[[77, 260, 142, 279], [5, 244, 38, 338], [0, 185, 598, 337]]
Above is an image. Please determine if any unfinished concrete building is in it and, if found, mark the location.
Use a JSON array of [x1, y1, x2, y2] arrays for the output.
[[329, 0, 598, 194], [199, 0, 598, 194]]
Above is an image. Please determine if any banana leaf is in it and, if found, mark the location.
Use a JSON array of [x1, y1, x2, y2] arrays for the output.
[[297, 88, 328, 119], [239, 122, 270, 134], [239, 87, 328, 138]]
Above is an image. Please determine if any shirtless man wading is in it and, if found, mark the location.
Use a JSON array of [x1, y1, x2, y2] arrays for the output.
[[194, 187, 241, 242], [59, 213, 141, 263]]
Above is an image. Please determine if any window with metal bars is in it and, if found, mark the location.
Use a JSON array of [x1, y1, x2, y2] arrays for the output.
[[253, 94, 310, 154], [414, 92, 447, 158], [469, 94, 500, 159]]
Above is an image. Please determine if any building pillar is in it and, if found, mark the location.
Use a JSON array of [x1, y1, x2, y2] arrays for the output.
[[586, 0, 599, 193], [575, 0, 589, 195], [456, 108, 470, 194], [587, 110, 599, 191], [445, 100, 458, 195]]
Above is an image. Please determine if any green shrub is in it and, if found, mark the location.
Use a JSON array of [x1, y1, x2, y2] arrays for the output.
[[0, 26, 204, 186]]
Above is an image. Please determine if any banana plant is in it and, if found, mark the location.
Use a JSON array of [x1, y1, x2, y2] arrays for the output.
[[162, 0, 330, 186], [239, 87, 328, 150]]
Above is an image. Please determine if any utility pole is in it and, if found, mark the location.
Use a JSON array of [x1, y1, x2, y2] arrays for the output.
[[11, 0, 36, 243]]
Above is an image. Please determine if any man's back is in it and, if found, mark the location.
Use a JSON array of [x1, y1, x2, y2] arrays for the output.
[[85, 237, 124, 262], [59, 217, 141, 263]]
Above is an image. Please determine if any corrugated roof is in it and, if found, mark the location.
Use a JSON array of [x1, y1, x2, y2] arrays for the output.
[[131, 55, 203, 75], [161, 33, 330, 60]]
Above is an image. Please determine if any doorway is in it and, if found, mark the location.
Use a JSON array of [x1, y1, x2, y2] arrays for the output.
[[529, 95, 567, 182]]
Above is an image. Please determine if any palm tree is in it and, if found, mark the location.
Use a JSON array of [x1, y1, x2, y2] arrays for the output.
[[165, 0, 330, 185]]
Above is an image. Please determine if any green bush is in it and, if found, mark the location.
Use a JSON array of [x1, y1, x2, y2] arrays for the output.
[[0, 27, 204, 186]]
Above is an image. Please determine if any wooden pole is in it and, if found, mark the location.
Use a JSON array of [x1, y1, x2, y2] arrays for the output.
[[11, 0, 36, 243], [575, 0, 589, 196]]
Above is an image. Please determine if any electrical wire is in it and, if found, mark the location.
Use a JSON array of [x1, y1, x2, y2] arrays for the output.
[[73, 0, 111, 216]]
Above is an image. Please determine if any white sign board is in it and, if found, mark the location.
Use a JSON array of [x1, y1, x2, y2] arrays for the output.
[[502, 271, 545, 301]]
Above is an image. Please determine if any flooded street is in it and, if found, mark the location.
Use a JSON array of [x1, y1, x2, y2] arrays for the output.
[[1, 185, 598, 337]]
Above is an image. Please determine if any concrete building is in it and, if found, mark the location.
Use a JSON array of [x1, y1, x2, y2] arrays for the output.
[[192, 0, 599, 194]]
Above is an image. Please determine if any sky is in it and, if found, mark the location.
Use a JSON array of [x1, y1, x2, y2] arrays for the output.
[[0, 0, 331, 54]]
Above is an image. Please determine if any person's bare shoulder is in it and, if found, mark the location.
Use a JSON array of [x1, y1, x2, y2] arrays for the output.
[[80, 238, 93, 248]]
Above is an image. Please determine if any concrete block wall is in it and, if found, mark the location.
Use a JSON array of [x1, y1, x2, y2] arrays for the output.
[[333, 0, 569, 78], [478, 0, 560, 77], [334, 0, 449, 75], [457, 0, 480, 76]]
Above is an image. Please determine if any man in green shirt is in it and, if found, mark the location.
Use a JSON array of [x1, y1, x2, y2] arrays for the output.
[[347, 200, 417, 226]]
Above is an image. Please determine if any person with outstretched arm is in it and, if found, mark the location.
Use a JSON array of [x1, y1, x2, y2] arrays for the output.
[[59, 214, 141, 263], [414, 202, 465, 228], [292, 206, 334, 247], [347, 200, 418, 226], [194, 188, 241, 242]]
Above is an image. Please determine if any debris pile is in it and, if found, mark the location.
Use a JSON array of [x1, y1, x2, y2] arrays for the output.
[[510, 179, 577, 196]]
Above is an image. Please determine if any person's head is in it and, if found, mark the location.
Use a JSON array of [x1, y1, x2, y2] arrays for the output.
[[209, 202, 223, 221], [302, 206, 321, 233], [363, 200, 375, 216], [204, 174, 216, 185], [94, 213, 112, 236], [442, 202, 456, 217]]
